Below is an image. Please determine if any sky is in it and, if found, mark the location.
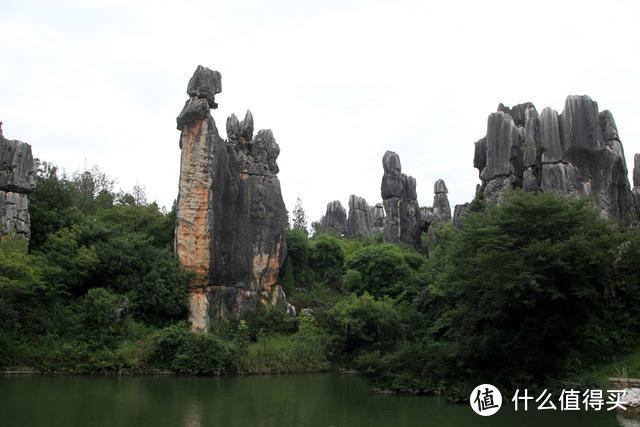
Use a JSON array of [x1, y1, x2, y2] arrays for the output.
[[1, 0, 639, 222]]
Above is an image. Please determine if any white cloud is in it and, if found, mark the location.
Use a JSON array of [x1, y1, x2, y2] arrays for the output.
[[1, 0, 639, 221]]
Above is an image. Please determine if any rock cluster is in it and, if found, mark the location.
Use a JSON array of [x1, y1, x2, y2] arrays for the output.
[[320, 196, 385, 237], [346, 195, 386, 237], [473, 95, 633, 221], [320, 200, 347, 236], [175, 65, 292, 331], [0, 124, 36, 239], [381, 151, 421, 246]]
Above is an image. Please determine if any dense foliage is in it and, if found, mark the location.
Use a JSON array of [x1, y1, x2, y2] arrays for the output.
[[2, 162, 640, 401]]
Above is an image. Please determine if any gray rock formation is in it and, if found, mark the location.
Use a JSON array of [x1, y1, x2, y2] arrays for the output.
[[452, 203, 470, 228], [321, 201, 347, 235], [432, 179, 451, 223], [419, 179, 452, 239], [473, 95, 633, 221], [370, 203, 385, 233], [347, 195, 372, 237], [632, 154, 640, 218], [381, 151, 421, 246], [174, 65, 291, 331], [0, 127, 36, 239]]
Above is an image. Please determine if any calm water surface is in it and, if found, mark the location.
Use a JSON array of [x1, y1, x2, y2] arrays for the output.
[[0, 373, 636, 427]]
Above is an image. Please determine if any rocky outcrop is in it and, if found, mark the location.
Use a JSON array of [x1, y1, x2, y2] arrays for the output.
[[175, 66, 291, 331], [370, 203, 385, 233], [0, 124, 36, 239], [381, 151, 421, 246], [632, 154, 640, 218], [346, 195, 370, 237], [432, 179, 451, 224], [473, 95, 633, 221], [321, 200, 347, 236], [419, 179, 452, 239], [452, 203, 470, 228]]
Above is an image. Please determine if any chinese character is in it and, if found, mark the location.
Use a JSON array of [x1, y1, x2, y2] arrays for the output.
[[582, 389, 604, 411], [536, 389, 557, 411], [606, 390, 628, 411], [475, 387, 499, 412], [469, 384, 502, 416], [559, 389, 581, 411], [512, 389, 533, 411]]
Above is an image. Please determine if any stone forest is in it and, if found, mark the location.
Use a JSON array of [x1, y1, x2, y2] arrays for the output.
[[4, 65, 640, 423]]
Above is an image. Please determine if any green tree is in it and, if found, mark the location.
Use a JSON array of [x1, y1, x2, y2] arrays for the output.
[[291, 197, 308, 233], [430, 191, 619, 384]]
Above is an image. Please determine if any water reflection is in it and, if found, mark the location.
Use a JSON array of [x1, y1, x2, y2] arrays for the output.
[[0, 374, 627, 427]]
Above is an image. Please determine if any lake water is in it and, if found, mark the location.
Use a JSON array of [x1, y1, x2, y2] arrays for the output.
[[0, 373, 636, 426]]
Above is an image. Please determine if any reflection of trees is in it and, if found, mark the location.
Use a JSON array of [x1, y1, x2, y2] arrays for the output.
[[183, 401, 202, 427]]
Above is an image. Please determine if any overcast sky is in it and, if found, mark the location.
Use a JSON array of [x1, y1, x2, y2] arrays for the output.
[[1, 0, 639, 222]]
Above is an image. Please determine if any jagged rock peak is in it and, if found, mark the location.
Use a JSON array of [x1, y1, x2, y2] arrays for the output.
[[187, 65, 222, 109], [473, 95, 633, 221], [321, 200, 347, 235], [634, 154, 640, 188], [226, 112, 279, 176], [227, 110, 254, 142], [498, 102, 536, 127]]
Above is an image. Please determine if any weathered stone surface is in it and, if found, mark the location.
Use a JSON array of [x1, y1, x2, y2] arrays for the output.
[[452, 203, 470, 229], [0, 137, 35, 192], [187, 65, 222, 109], [634, 154, 640, 188], [419, 206, 434, 233], [561, 95, 605, 153], [371, 203, 385, 232], [432, 179, 451, 223], [482, 111, 519, 180], [347, 195, 372, 237], [522, 167, 538, 192], [175, 66, 290, 331], [540, 163, 588, 196], [0, 191, 31, 238], [0, 130, 36, 240], [498, 102, 535, 127], [474, 95, 634, 221], [381, 151, 421, 247], [321, 200, 347, 235], [599, 110, 619, 143], [176, 97, 210, 130], [539, 107, 562, 163], [523, 107, 539, 167], [381, 151, 403, 199]]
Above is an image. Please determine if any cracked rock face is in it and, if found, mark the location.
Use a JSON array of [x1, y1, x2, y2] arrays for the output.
[[346, 195, 373, 237], [175, 66, 290, 331], [473, 95, 633, 221], [321, 200, 347, 235], [381, 151, 421, 246], [452, 203, 470, 229], [0, 129, 35, 239]]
